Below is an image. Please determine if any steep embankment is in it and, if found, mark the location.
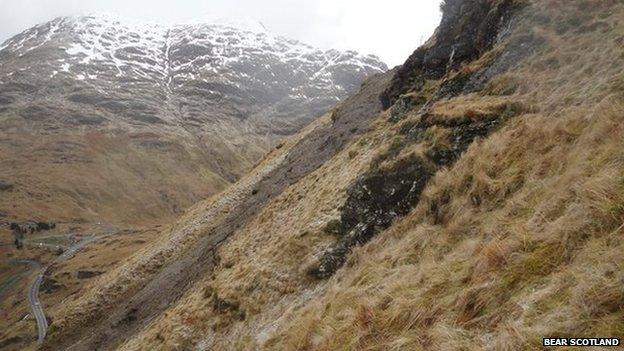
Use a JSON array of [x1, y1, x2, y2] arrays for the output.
[[43, 0, 624, 349], [39, 65, 394, 350]]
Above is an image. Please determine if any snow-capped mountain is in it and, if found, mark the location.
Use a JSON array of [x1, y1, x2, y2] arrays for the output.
[[0, 15, 387, 226], [0, 15, 387, 132]]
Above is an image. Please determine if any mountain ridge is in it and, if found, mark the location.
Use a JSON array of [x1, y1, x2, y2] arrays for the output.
[[0, 15, 386, 226]]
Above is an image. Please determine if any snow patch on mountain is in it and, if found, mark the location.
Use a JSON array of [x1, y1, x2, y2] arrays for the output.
[[0, 14, 387, 134]]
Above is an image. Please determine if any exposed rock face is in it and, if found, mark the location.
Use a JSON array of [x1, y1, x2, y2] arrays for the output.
[[309, 108, 510, 278], [0, 16, 387, 225], [41, 276, 63, 294], [380, 0, 524, 108], [0, 181, 13, 191], [310, 156, 432, 278], [77, 271, 102, 279], [310, 0, 532, 279], [10, 221, 55, 234]]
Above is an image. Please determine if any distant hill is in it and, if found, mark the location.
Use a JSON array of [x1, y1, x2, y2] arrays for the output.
[[0, 15, 386, 226]]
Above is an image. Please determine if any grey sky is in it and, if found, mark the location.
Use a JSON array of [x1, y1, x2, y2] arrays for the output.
[[0, 0, 442, 66]]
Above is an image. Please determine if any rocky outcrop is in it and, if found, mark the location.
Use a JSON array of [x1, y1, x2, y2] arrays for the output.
[[309, 0, 532, 277], [0, 181, 13, 191], [310, 155, 432, 278], [77, 271, 102, 279], [309, 104, 514, 278], [380, 0, 526, 109], [10, 221, 56, 234]]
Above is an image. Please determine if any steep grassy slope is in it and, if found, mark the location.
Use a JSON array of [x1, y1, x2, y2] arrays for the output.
[[38, 66, 394, 350], [36, 0, 624, 350], [36, 63, 394, 349], [0, 129, 234, 226]]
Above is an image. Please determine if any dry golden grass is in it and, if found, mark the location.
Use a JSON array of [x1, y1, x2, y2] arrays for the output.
[[0, 129, 238, 227], [262, 100, 624, 351], [57, 0, 624, 349], [43, 113, 333, 346], [118, 109, 396, 350]]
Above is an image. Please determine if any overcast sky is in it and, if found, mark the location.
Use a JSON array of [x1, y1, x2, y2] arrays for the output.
[[0, 0, 442, 67]]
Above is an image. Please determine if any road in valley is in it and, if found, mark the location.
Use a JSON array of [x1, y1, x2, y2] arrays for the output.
[[26, 234, 111, 344], [29, 270, 48, 343]]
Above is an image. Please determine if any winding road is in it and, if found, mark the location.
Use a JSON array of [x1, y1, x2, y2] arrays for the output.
[[29, 271, 48, 343], [27, 234, 110, 344]]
